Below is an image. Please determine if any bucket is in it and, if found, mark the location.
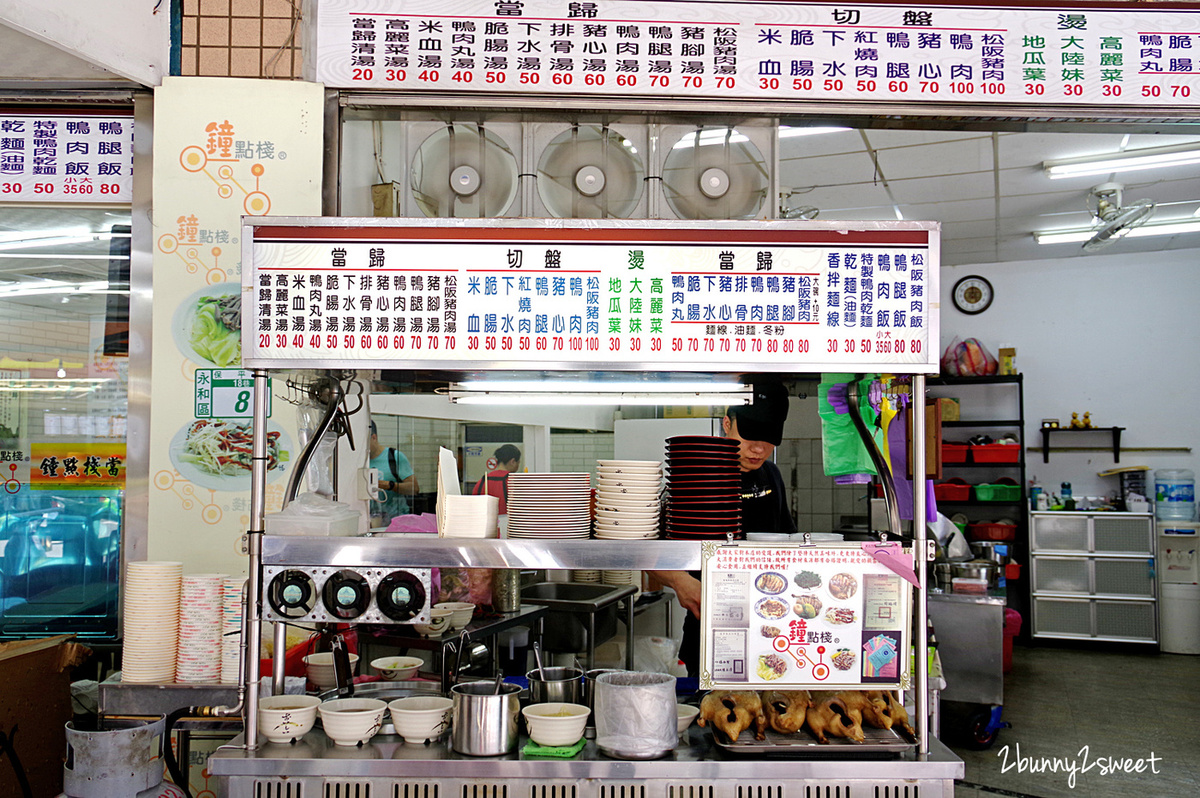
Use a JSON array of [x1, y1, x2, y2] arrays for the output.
[[1002, 609, 1023, 673], [1155, 469, 1195, 521], [63, 715, 167, 798], [450, 681, 521, 756], [526, 666, 583, 704]]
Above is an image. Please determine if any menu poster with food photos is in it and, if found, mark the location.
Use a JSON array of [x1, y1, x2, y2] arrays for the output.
[[699, 544, 912, 690]]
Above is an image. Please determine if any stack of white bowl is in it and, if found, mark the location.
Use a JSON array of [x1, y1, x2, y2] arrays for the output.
[[219, 576, 244, 685], [595, 460, 661, 591], [176, 573, 225, 684], [121, 561, 182, 683], [507, 473, 592, 539], [572, 569, 601, 583]]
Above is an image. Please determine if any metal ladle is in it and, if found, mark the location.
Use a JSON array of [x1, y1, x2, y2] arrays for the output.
[[533, 640, 546, 679]]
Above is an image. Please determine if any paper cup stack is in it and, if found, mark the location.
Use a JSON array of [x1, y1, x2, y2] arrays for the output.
[[122, 561, 183, 683], [176, 573, 226, 684], [219, 576, 244, 685]]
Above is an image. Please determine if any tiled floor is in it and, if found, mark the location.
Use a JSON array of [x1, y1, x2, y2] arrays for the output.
[[946, 644, 1200, 797]]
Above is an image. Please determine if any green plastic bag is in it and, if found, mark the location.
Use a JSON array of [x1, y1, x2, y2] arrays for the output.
[[818, 373, 881, 477]]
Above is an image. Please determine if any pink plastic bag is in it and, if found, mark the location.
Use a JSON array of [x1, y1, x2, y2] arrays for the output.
[[940, 337, 997, 377]]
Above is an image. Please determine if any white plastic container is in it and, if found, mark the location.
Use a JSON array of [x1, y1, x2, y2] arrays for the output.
[[1155, 469, 1195, 521], [265, 491, 361, 536], [1159, 583, 1200, 655]]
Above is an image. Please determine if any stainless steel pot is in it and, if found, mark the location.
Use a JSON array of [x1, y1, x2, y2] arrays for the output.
[[526, 666, 582, 704], [450, 681, 521, 756], [969, 541, 1010, 566], [952, 559, 1001, 587]]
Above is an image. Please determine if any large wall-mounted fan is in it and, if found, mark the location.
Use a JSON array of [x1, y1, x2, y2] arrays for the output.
[[536, 124, 646, 219], [1082, 182, 1156, 252], [661, 126, 770, 220], [410, 123, 520, 218]]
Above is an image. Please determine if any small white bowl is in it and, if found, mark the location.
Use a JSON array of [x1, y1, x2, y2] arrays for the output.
[[258, 695, 321, 744], [412, 608, 452, 637], [372, 656, 423, 681], [434, 602, 475, 630], [318, 698, 388, 746], [388, 696, 453, 744], [303, 652, 359, 691], [522, 702, 590, 747], [677, 704, 700, 735]]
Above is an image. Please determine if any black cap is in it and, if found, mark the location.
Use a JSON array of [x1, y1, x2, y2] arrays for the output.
[[728, 382, 790, 446]]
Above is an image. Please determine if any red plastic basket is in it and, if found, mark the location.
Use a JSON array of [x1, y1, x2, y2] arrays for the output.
[[942, 442, 969, 463], [967, 522, 1018, 541], [970, 443, 1021, 463], [934, 478, 972, 501]]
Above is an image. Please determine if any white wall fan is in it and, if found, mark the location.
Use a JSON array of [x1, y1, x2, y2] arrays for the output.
[[532, 123, 647, 219], [1081, 182, 1156, 252], [408, 122, 522, 218], [657, 124, 773, 220]]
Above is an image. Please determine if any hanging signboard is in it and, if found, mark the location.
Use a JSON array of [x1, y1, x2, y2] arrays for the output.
[[316, 0, 1200, 109], [699, 543, 912, 690], [0, 113, 133, 202], [241, 218, 939, 372]]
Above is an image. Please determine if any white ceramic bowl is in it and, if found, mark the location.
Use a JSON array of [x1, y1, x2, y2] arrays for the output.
[[372, 655, 423, 681], [522, 702, 590, 747], [318, 698, 388, 746], [258, 695, 321, 744], [677, 704, 700, 735], [434, 602, 475, 630], [387, 696, 453, 744], [412, 608, 453, 637], [303, 652, 359, 691]]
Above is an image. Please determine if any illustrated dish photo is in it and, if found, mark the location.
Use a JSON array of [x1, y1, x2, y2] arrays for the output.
[[173, 282, 243, 367], [169, 419, 291, 491]]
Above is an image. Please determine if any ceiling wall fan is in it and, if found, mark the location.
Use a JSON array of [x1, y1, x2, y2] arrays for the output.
[[1082, 182, 1156, 252]]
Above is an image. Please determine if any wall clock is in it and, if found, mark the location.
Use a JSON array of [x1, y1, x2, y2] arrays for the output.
[[952, 275, 994, 315]]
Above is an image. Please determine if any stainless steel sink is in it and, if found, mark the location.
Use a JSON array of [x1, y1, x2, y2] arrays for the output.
[[521, 582, 638, 664]]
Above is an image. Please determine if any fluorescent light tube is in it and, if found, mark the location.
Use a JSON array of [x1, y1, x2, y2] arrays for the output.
[[1044, 143, 1200, 179], [450, 392, 752, 406], [778, 126, 851, 138], [1033, 218, 1200, 245], [452, 380, 748, 394]]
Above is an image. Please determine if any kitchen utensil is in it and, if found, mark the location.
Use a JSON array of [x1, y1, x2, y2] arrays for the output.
[[533, 640, 545, 679], [969, 541, 1011, 566], [951, 559, 1001, 587], [492, 671, 505, 694], [258, 695, 320, 744], [676, 704, 700, 735], [450, 680, 521, 755], [522, 702, 590, 746], [492, 568, 521, 613], [317, 698, 387, 746], [527, 666, 583, 704], [594, 671, 676, 759], [387, 696, 453, 744]]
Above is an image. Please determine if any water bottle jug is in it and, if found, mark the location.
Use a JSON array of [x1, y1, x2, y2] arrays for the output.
[[1155, 469, 1196, 521]]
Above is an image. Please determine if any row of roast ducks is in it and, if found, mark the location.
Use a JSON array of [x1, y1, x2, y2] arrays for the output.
[[698, 689, 914, 744]]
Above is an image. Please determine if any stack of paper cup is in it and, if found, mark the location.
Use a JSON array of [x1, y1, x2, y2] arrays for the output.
[[176, 573, 226, 684], [219, 576, 244, 685], [122, 561, 183, 683]]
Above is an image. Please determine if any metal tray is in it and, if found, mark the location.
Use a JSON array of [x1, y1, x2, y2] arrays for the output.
[[712, 725, 916, 756]]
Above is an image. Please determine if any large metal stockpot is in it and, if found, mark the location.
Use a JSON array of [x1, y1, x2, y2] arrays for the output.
[[450, 681, 521, 755]]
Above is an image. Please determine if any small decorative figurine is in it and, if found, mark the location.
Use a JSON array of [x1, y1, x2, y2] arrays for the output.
[[1081, 412, 1094, 429], [1070, 412, 1082, 429]]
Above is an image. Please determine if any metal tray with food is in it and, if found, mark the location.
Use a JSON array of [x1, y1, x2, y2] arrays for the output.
[[712, 725, 916, 756]]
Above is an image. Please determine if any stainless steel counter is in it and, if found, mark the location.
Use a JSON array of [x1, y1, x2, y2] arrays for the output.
[[210, 725, 963, 793]]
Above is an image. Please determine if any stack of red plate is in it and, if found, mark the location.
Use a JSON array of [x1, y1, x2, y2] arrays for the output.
[[664, 436, 741, 540]]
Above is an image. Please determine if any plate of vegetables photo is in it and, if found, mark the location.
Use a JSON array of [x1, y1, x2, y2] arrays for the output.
[[168, 419, 291, 491], [173, 282, 243, 367]]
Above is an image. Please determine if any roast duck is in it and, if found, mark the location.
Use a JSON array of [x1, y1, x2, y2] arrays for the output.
[[701, 689, 913, 744]]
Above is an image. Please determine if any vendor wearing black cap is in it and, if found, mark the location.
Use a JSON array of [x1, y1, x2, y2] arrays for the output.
[[650, 382, 796, 677]]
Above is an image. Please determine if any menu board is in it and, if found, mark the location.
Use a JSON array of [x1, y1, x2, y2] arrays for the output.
[[0, 113, 133, 202], [315, 0, 1200, 109], [242, 219, 939, 372], [699, 544, 911, 690]]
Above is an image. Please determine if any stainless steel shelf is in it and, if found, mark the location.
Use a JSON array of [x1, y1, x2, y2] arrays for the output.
[[262, 535, 704, 570]]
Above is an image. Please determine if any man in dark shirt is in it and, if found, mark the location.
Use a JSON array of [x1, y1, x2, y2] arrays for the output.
[[650, 382, 794, 677]]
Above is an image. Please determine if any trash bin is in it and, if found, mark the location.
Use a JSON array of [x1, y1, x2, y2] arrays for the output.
[[1002, 609, 1022, 673]]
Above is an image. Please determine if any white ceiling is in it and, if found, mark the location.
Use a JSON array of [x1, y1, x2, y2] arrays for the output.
[[777, 127, 1200, 265]]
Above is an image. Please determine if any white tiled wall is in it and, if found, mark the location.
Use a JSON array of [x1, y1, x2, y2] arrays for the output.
[[550, 431, 615, 478], [777, 437, 868, 534]]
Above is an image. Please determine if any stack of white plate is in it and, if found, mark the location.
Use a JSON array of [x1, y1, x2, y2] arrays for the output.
[[176, 573, 226, 684], [572, 570, 602, 583], [440, 494, 500, 538], [594, 460, 662, 540], [507, 473, 592, 539], [219, 576, 243, 685], [122, 561, 183, 683], [601, 568, 641, 598]]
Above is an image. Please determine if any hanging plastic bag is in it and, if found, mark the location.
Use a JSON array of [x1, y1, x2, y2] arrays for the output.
[[818, 374, 881, 477], [940, 337, 997, 377]]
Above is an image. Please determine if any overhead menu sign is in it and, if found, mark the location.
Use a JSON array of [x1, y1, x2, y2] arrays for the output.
[[241, 219, 939, 372], [0, 113, 133, 202], [316, 0, 1200, 109], [700, 544, 913, 690]]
